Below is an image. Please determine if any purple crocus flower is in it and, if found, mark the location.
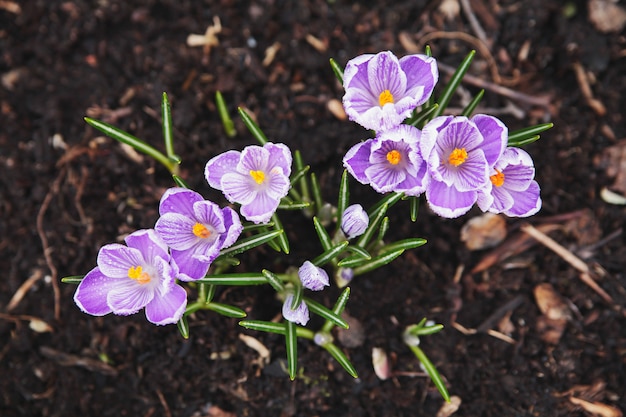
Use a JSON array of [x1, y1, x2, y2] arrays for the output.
[[477, 147, 542, 217], [282, 294, 309, 326], [73, 229, 187, 326], [341, 204, 369, 239], [298, 261, 329, 291], [342, 51, 438, 132], [420, 114, 507, 218], [205, 142, 292, 224], [155, 188, 243, 281], [343, 124, 428, 196]]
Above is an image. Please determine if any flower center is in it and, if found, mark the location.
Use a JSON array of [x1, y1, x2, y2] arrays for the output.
[[448, 148, 468, 166], [386, 149, 402, 165], [249, 170, 265, 184], [192, 222, 211, 238], [378, 89, 394, 107], [127, 265, 151, 285], [490, 170, 505, 187]]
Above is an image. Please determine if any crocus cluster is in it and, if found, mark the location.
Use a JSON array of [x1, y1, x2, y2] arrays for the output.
[[342, 51, 541, 218]]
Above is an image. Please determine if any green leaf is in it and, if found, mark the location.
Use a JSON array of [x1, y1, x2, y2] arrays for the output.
[[378, 238, 427, 254], [271, 213, 290, 254], [352, 249, 405, 276], [321, 287, 350, 333], [329, 58, 344, 84], [323, 342, 358, 378], [206, 302, 247, 318], [239, 320, 315, 339], [172, 174, 189, 188], [367, 192, 404, 217], [237, 107, 268, 145], [216, 91, 236, 138], [461, 89, 485, 117], [406, 103, 439, 128], [290, 283, 304, 311], [336, 170, 350, 229], [285, 321, 298, 380], [343, 245, 371, 260], [313, 216, 333, 251], [408, 345, 451, 402], [84, 117, 178, 174], [277, 201, 312, 210], [310, 173, 324, 216], [304, 297, 349, 329], [311, 241, 349, 267], [177, 315, 190, 339], [406, 322, 444, 336], [61, 275, 84, 284], [215, 229, 284, 260], [356, 203, 389, 249], [262, 269, 286, 292], [432, 50, 476, 118], [409, 196, 419, 222], [198, 272, 267, 286], [293, 150, 311, 203], [336, 255, 370, 268], [508, 123, 553, 146], [376, 216, 390, 243], [161, 92, 179, 162]]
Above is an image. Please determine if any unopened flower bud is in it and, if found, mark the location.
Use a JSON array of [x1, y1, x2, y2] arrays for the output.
[[298, 261, 329, 291], [282, 294, 309, 326], [341, 204, 369, 239]]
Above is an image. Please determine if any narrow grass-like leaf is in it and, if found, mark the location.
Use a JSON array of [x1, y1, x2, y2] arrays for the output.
[[304, 297, 349, 329], [509, 135, 540, 146], [432, 50, 476, 118], [239, 320, 315, 339], [198, 273, 267, 286], [324, 342, 358, 378], [329, 58, 344, 84], [336, 170, 350, 229], [337, 255, 370, 268], [206, 302, 247, 318], [293, 150, 311, 201], [507, 123, 553, 146], [409, 196, 419, 222], [271, 213, 290, 254], [161, 92, 178, 162], [313, 217, 333, 251], [406, 322, 444, 336], [352, 249, 405, 276], [310, 173, 323, 215], [289, 164, 311, 190], [85, 117, 177, 173], [172, 175, 189, 188], [311, 241, 349, 267], [285, 321, 298, 380], [262, 269, 286, 292], [215, 229, 283, 260], [356, 203, 389, 248], [461, 89, 485, 117], [242, 222, 274, 232], [378, 238, 427, 254], [61, 276, 84, 284], [278, 201, 311, 210], [406, 103, 439, 128], [290, 284, 304, 311], [344, 245, 371, 260], [321, 287, 350, 333], [376, 216, 389, 243], [177, 315, 190, 339], [237, 107, 268, 145], [367, 192, 403, 217], [409, 345, 451, 402], [216, 91, 236, 138]]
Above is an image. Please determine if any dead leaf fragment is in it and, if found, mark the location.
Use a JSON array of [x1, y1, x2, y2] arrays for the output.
[[436, 395, 462, 417], [327, 98, 347, 120], [570, 396, 623, 417], [534, 283, 571, 321], [588, 0, 626, 33], [372, 347, 391, 380], [238, 334, 270, 367], [460, 213, 507, 250]]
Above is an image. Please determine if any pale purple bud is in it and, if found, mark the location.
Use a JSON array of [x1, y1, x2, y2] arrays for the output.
[[341, 204, 369, 239], [282, 294, 309, 326], [298, 261, 329, 291]]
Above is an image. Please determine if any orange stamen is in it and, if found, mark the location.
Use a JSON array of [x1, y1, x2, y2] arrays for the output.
[[490, 170, 505, 187], [192, 223, 211, 238], [127, 265, 151, 285], [386, 150, 401, 165], [448, 148, 468, 166], [250, 170, 265, 184], [378, 89, 394, 107]]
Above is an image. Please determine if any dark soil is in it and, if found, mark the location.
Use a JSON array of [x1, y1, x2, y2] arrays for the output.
[[1, 1, 625, 416]]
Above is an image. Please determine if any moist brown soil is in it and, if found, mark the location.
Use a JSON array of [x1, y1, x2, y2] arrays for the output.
[[1, 1, 625, 416]]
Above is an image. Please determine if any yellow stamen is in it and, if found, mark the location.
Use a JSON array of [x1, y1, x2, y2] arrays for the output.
[[250, 170, 265, 184], [378, 89, 394, 107], [127, 265, 151, 285], [448, 148, 468, 166], [386, 150, 401, 165], [192, 222, 211, 238], [490, 170, 505, 187]]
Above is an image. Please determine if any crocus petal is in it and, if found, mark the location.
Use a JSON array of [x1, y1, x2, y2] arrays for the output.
[[282, 295, 310, 326], [107, 279, 155, 315], [266, 142, 293, 177], [343, 140, 375, 185], [400, 54, 438, 102], [238, 145, 270, 172], [125, 229, 170, 265], [155, 212, 199, 251], [220, 207, 243, 248], [265, 169, 291, 200], [145, 283, 187, 325], [439, 117, 483, 152], [472, 114, 507, 166], [420, 116, 454, 161], [367, 51, 406, 100], [159, 188, 203, 217], [205, 150, 241, 190], [485, 185, 515, 213], [240, 192, 279, 224], [194, 201, 226, 235], [170, 245, 213, 281], [97, 244, 145, 279], [365, 163, 406, 192], [299, 261, 330, 291], [437, 150, 489, 192], [501, 163, 535, 191], [505, 181, 541, 217], [220, 172, 257, 205], [73, 267, 116, 316], [341, 204, 369, 239], [426, 180, 477, 218]]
